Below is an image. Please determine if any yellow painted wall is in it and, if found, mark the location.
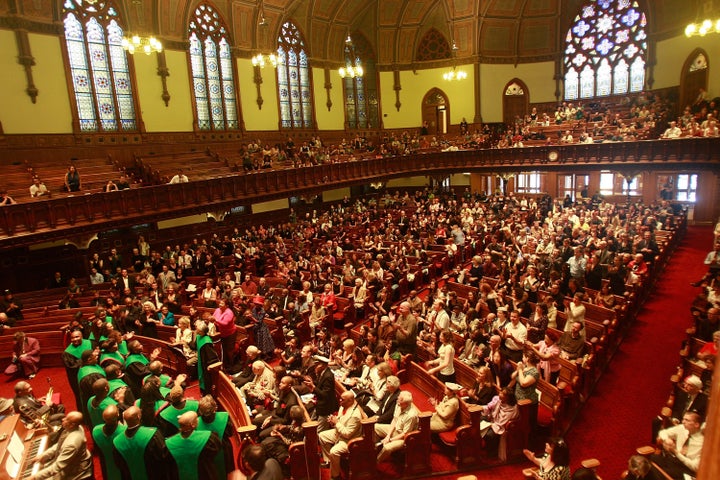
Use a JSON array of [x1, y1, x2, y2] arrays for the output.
[[653, 35, 720, 98], [157, 214, 208, 229], [450, 173, 471, 185], [253, 198, 289, 213], [387, 176, 428, 187], [314, 67, 345, 130], [238, 58, 279, 131], [480, 61, 556, 123], [379, 65, 476, 130], [322, 187, 350, 202], [0, 31, 73, 134], [135, 50, 194, 132]]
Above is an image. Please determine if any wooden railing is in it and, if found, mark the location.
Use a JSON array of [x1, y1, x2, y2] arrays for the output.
[[0, 137, 718, 249]]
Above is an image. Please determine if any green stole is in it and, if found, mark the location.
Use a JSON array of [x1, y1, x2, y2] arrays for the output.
[[100, 351, 125, 367], [87, 396, 117, 428], [77, 364, 106, 382], [113, 426, 157, 480], [159, 400, 199, 429], [195, 334, 213, 391], [144, 373, 172, 397], [166, 430, 212, 480], [126, 353, 149, 367], [198, 412, 229, 479], [118, 341, 129, 356], [108, 378, 129, 396], [92, 423, 126, 480], [64, 340, 92, 359]]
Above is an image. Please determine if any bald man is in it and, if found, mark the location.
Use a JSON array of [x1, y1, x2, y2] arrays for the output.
[[166, 411, 222, 480], [92, 405, 126, 480], [113, 406, 170, 480], [157, 385, 199, 437], [319, 390, 363, 479], [87, 378, 118, 428], [28, 411, 93, 480]]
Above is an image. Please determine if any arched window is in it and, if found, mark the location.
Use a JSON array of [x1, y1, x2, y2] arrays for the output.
[[188, 3, 238, 131], [277, 21, 313, 129], [342, 33, 379, 129], [62, 0, 136, 132], [564, 0, 647, 100]]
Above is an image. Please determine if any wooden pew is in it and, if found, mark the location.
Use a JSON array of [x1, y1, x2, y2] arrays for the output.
[[0, 329, 66, 371], [134, 335, 188, 379], [288, 387, 321, 480], [209, 364, 257, 439]]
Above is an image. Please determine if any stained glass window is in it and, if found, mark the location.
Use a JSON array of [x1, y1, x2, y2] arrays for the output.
[[188, 4, 238, 131], [62, 0, 136, 132], [343, 33, 379, 129], [277, 21, 313, 129], [564, 0, 647, 100]]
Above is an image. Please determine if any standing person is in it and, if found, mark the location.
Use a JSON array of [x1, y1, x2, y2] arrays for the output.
[[113, 406, 170, 480], [318, 390, 363, 480], [197, 396, 235, 480], [64, 165, 82, 192], [166, 411, 221, 480], [212, 300, 237, 369], [393, 301, 418, 357], [426, 330, 456, 382], [63, 330, 93, 411], [4, 331, 40, 379], [194, 322, 220, 395], [92, 404, 126, 480], [302, 355, 338, 432], [523, 437, 571, 480], [27, 411, 93, 480], [250, 296, 275, 358]]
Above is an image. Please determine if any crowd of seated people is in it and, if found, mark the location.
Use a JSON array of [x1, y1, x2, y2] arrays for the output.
[[0, 182, 691, 479]]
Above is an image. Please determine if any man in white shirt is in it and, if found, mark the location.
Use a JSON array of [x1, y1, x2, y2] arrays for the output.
[[374, 391, 419, 463], [652, 412, 704, 479], [661, 121, 682, 139], [319, 390, 363, 480], [29, 177, 49, 198], [169, 170, 189, 184], [501, 310, 527, 362]]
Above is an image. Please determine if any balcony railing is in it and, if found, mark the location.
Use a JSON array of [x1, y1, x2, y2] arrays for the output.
[[1, 137, 718, 249]]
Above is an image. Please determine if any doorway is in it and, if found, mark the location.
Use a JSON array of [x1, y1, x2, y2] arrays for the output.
[[679, 49, 709, 112], [503, 79, 529, 125], [421, 88, 450, 135]]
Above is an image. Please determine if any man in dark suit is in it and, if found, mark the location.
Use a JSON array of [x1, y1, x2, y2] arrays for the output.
[[303, 355, 338, 433], [373, 375, 400, 425], [254, 375, 298, 439]]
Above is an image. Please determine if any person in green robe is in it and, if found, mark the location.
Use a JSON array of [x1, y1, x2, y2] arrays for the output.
[[157, 385, 198, 437], [62, 329, 92, 411], [166, 411, 222, 480], [197, 395, 235, 480], [112, 405, 171, 480], [92, 404, 126, 480], [86, 378, 118, 428]]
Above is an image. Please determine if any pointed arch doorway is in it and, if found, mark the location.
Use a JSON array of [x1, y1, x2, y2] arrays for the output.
[[421, 88, 450, 135], [503, 79, 529, 125], [680, 49, 709, 112]]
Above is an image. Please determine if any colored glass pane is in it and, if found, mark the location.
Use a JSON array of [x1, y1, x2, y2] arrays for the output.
[[277, 21, 313, 129], [564, 0, 646, 99]]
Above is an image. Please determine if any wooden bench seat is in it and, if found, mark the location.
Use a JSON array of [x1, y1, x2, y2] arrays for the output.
[[0, 329, 66, 370]]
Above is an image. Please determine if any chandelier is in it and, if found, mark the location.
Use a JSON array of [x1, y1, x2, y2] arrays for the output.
[[251, 53, 278, 68], [121, 34, 162, 55], [443, 66, 467, 81], [685, 18, 720, 36], [339, 64, 363, 78]]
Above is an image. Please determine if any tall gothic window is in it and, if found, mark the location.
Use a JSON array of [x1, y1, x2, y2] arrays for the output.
[[343, 34, 379, 129], [62, 0, 136, 132], [188, 3, 238, 130], [564, 0, 647, 100], [277, 21, 313, 129]]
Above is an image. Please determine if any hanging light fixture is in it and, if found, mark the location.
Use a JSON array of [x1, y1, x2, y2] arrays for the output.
[[251, 53, 278, 68], [121, 34, 163, 55], [443, 67, 467, 81], [338, 32, 363, 78], [442, 4, 466, 81], [685, 2, 720, 36]]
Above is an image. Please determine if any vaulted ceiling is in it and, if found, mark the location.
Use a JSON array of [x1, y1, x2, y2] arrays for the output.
[[1, 0, 704, 68]]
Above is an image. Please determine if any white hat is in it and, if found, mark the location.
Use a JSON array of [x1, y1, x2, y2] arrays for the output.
[[685, 375, 702, 389], [445, 382, 463, 392]]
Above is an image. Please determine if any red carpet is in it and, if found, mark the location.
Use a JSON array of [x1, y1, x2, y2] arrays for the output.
[[1, 226, 713, 480]]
